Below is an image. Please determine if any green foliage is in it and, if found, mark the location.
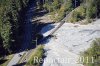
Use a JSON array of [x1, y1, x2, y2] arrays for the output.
[[44, 0, 100, 22], [68, 6, 86, 23], [67, 0, 100, 23], [0, 0, 29, 54], [44, 0, 61, 12], [0, 0, 12, 51], [86, 0, 97, 18], [52, 0, 60, 10], [81, 38, 100, 66], [86, 1, 96, 20], [1, 22, 11, 50], [54, 5, 67, 22], [27, 45, 44, 66], [49, 0, 73, 22], [68, 11, 79, 23], [44, 3, 53, 12]]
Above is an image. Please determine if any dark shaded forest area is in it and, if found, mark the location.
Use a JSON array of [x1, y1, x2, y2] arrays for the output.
[[0, 0, 29, 57]]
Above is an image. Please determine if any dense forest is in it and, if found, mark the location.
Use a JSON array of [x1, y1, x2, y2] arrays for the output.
[[0, 0, 29, 57], [0, 0, 100, 62]]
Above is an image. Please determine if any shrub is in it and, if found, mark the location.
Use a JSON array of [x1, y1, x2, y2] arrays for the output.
[[68, 6, 86, 23], [80, 38, 100, 66], [54, 5, 66, 22], [27, 45, 44, 66], [86, 0, 97, 19], [43, 0, 61, 12], [52, 0, 60, 10], [54, 0, 73, 22]]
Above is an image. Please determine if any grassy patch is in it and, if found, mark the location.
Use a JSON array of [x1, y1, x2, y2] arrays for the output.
[[26, 45, 44, 66]]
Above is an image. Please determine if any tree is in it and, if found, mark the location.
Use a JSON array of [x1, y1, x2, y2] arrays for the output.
[[52, 0, 60, 10], [0, 0, 29, 55], [86, 0, 96, 19]]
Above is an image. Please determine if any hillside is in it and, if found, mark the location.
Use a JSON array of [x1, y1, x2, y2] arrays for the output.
[[41, 19, 100, 66]]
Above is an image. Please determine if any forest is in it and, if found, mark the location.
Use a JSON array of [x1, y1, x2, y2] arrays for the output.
[[0, 0, 29, 57]]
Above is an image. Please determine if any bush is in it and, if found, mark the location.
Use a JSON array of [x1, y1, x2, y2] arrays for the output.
[[86, 0, 97, 19], [54, 0, 73, 22], [80, 38, 100, 66], [52, 0, 60, 10], [68, 11, 79, 23], [43, 0, 61, 12], [54, 5, 66, 22], [68, 6, 86, 23]]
